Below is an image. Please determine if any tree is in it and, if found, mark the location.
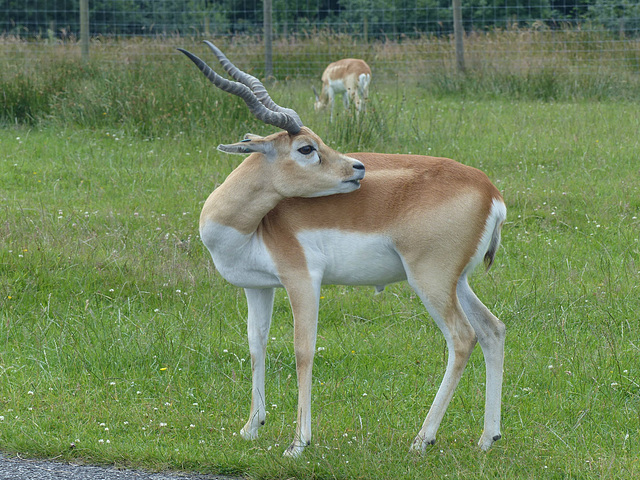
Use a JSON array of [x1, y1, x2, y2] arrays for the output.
[[589, 0, 640, 36]]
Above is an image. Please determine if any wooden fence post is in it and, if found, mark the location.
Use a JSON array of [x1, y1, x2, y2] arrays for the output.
[[452, 0, 465, 73], [80, 0, 89, 61], [264, 0, 273, 79]]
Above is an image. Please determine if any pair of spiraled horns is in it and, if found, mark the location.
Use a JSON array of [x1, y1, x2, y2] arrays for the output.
[[178, 41, 303, 135]]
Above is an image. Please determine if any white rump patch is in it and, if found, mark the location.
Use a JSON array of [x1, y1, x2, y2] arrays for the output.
[[466, 198, 507, 274]]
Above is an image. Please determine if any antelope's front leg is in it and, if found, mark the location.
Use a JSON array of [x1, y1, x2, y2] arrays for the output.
[[282, 280, 321, 458], [240, 288, 275, 441]]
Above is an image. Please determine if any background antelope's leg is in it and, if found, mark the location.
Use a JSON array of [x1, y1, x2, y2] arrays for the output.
[[357, 82, 367, 113], [282, 280, 321, 458], [343, 91, 350, 109], [408, 275, 478, 453], [354, 93, 362, 114], [327, 88, 336, 121], [457, 277, 505, 450], [240, 287, 275, 440]]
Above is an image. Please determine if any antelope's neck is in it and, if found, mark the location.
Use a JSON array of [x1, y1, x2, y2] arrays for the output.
[[199, 156, 282, 235]]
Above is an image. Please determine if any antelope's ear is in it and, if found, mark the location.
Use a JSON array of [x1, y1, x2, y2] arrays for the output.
[[217, 137, 275, 156]]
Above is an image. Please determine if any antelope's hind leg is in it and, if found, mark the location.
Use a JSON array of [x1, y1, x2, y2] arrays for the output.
[[406, 272, 478, 453], [457, 277, 505, 450], [240, 287, 275, 440]]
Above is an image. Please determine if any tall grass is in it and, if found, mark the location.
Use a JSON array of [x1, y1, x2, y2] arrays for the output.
[[2, 27, 640, 130]]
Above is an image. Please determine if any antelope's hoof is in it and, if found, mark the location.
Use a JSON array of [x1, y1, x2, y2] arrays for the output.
[[410, 435, 436, 454], [283, 441, 308, 458], [240, 426, 259, 441], [478, 432, 501, 451]]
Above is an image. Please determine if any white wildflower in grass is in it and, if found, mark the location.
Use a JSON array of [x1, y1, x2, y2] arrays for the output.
[[159, 422, 167, 427], [27, 391, 34, 395]]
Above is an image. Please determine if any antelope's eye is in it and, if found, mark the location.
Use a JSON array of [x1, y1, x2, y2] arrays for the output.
[[297, 145, 315, 155]]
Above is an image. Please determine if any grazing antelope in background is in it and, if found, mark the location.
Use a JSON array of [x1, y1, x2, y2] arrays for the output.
[[313, 58, 371, 119], [179, 41, 506, 458]]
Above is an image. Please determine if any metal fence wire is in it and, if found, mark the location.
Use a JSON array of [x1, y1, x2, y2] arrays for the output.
[[1, 1, 640, 77]]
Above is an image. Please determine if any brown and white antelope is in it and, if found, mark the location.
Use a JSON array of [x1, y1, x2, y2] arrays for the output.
[[179, 41, 506, 458], [313, 58, 371, 119]]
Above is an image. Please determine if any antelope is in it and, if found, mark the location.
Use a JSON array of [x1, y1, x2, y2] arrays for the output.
[[179, 41, 507, 459], [312, 58, 371, 119]]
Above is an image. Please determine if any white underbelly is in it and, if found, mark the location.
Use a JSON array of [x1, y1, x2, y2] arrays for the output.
[[297, 229, 406, 286], [328, 79, 347, 94]]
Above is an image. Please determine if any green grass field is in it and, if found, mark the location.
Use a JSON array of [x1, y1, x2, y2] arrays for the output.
[[1, 41, 640, 478]]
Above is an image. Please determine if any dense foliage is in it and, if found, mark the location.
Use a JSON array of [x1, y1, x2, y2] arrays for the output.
[[1, 0, 639, 38]]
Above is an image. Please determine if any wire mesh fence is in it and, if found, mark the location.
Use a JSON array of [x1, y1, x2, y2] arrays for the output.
[[1, 1, 640, 78]]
